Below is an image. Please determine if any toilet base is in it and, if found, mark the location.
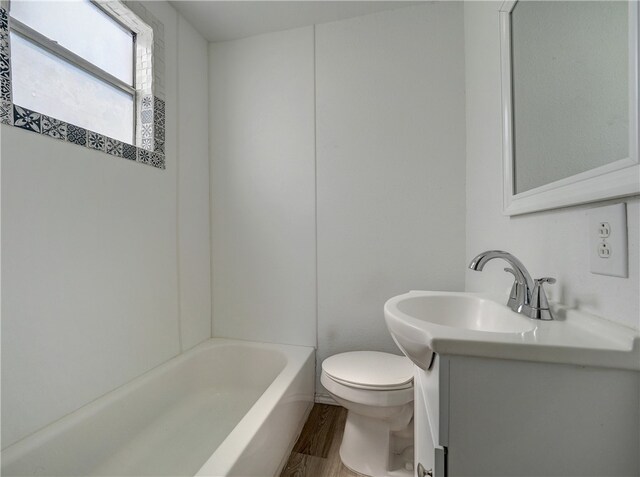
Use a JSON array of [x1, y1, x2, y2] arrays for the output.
[[339, 410, 414, 477]]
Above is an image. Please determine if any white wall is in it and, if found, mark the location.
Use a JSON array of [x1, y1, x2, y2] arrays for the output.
[[209, 27, 317, 347], [464, 1, 639, 331], [315, 3, 467, 396], [1, 2, 211, 448], [208, 3, 467, 397], [177, 14, 212, 351]]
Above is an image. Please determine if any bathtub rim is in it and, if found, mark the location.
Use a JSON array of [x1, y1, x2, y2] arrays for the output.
[[1, 338, 315, 476], [195, 339, 315, 476]]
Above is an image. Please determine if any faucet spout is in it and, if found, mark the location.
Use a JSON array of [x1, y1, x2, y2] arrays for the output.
[[468, 250, 535, 292], [468, 250, 540, 316]]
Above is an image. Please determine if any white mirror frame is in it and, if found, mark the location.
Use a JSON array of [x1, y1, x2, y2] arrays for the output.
[[500, 0, 640, 216]]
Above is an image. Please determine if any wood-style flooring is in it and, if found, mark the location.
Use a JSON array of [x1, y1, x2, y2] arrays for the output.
[[280, 404, 360, 477]]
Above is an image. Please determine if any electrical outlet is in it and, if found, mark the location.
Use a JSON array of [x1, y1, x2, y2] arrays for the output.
[[598, 222, 611, 238], [597, 242, 611, 258], [589, 203, 628, 277]]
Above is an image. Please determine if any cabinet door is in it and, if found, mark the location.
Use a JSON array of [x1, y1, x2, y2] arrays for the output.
[[415, 393, 447, 477], [415, 354, 449, 446], [414, 373, 434, 476], [415, 357, 449, 477]]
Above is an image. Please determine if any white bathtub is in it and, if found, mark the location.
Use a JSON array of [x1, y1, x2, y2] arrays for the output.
[[1, 339, 315, 477]]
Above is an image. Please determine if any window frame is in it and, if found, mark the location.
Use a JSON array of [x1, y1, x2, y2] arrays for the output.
[[0, 0, 167, 169], [8, 1, 138, 143]]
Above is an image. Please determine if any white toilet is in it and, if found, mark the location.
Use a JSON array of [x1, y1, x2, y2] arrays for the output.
[[321, 351, 414, 477]]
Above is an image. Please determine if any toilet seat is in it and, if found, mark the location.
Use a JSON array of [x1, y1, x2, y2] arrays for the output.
[[322, 371, 414, 407], [322, 351, 413, 390], [321, 351, 414, 408], [326, 373, 413, 391]]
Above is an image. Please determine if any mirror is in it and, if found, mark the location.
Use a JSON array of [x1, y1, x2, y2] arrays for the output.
[[500, 0, 639, 215]]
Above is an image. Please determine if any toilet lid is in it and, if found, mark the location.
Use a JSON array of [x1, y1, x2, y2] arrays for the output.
[[322, 351, 413, 390]]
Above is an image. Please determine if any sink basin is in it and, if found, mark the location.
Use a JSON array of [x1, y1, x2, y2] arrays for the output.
[[394, 294, 535, 334], [384, 291, 640, 371], [385, 291, 534, 369]]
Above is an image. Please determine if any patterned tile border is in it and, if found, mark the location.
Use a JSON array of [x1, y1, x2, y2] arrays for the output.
[[5, 104, 166, 169], [0, 98, 12, 125], [67, 124, 86, 146], [41, 115, 67, 141], [0, 4, 165, 170], [12, 104, 40, 133]]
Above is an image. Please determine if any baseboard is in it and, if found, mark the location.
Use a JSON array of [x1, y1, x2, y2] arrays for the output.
[[314, 393, 338, 406]]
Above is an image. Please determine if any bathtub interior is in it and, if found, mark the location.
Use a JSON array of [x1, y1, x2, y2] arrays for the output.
[[1, 342, 298, 477]]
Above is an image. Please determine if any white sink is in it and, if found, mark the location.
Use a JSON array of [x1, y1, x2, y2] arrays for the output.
[[384, 291, 640, 371], [394, 294, 534, 334]]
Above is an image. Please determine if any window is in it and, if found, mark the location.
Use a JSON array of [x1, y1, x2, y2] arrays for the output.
[[0, 0, 166, 167], [9, 0, 136, 143]]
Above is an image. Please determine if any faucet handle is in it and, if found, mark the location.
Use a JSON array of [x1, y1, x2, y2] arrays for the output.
[[530, 277, 556, 320]]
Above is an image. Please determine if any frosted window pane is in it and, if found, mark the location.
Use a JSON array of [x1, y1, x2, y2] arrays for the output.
[[11, 33, 134, 144], [10, 0, 133, 85]]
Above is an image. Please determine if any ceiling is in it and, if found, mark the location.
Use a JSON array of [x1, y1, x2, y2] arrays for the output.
[[170, 1, 421, 43]]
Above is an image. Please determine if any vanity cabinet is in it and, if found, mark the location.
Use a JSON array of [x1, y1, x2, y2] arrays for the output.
[[414, 354, 640, 477]]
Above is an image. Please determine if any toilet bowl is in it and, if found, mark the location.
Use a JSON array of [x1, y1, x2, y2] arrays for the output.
[[321, 351, 414, 477]]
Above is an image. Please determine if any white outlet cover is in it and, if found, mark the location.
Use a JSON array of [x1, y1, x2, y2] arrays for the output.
[[588, 203, 628, 277]]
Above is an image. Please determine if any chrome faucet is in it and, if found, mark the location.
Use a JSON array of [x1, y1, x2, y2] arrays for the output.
[[469, 250, 555, 321]]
